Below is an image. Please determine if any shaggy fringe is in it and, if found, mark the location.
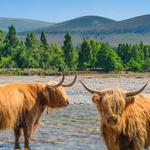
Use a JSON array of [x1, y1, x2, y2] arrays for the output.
[[97, 88, 150, 149]]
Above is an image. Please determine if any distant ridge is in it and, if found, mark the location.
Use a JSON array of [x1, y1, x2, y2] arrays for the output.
[[97, 14, 150, 34], [31, 14, 150, 34], [0, 17, 55, 32], [1, 15, 150, 45], [33, 16, 116, 33]]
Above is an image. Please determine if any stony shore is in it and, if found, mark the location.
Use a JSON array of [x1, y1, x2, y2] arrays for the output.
[[0, 75, 150, 104]]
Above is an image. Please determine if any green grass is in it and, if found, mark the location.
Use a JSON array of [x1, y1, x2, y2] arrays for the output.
[[0, 68, 149, 78], [0, 68, 57, 76]]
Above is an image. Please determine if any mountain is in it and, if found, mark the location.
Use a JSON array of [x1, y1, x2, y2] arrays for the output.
[[0, 17, 55, 32], [94, 14, 150, 34], [32, 15, 150, 33], [33, 16, 116, 33], [20, 15, 150, 45]]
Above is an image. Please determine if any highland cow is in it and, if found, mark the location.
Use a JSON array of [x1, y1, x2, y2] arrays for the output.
[[80, 80, 150, 150], [0, 73, 76, 149]]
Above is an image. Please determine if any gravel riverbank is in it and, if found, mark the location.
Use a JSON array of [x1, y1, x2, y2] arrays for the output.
[[0, 75, 150, 104]]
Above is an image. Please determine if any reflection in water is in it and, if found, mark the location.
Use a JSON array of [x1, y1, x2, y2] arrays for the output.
[[0, 101, 106, 150]]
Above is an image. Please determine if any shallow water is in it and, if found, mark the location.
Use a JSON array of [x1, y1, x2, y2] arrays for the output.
[[1, 75, 150, 150], [0, 92, 106, 150], [0, 104, 106, 150]]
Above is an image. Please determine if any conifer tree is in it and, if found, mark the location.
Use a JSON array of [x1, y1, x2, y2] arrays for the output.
[[3, 25, 19, 57], [78, 39, 92, 70], [5, 25, 18, 47], [62, 33, 77, 70], [25, 32, 37, 49], [40, 31, 48, 47]]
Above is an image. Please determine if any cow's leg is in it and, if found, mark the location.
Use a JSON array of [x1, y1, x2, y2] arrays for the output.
[[23, 126, 32, 149], [14, 127, 21, 149]]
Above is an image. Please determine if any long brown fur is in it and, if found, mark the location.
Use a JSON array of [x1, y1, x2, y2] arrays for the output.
[[0, 81, 69, 148], [92, 88, 150, 150]]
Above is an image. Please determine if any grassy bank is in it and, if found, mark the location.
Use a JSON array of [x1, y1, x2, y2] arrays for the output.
[[0, 68, 57, 76], [0, 68, 150, 78]]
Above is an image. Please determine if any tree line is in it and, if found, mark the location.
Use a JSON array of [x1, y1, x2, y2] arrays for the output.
[[0, 25, 150, 72]]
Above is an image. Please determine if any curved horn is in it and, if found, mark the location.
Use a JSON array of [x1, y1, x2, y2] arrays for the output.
[[46, 73, 65, 88], [79, 80, 102, 94], [62, 72, 77, 87], [126, 83, 148, 97]]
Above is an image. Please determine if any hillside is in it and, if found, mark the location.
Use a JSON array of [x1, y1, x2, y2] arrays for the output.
[[0, 17, 55, 32], [19, 15, 150, 45], [94, 14, 150, 34], [32, 15, 150, 34], [32, 16, 116, 33]]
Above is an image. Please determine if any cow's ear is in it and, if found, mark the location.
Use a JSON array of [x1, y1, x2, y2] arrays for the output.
[[125, 96, 135, 106], [92, 94, 101, 103]]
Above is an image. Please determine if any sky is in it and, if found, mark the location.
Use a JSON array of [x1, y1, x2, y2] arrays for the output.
[[0, 0, 150, 22]]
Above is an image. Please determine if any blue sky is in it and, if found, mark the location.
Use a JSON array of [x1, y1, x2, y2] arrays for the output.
[[0, 0, 150, 22]]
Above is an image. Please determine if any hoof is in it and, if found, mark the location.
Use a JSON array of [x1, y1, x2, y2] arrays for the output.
[[24, 144, 31, 150], [14, 143, 21, 150], [24, 148, 31, 150]]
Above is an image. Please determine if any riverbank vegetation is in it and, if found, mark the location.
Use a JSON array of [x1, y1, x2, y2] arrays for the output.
[[0, 25, 150, 74]]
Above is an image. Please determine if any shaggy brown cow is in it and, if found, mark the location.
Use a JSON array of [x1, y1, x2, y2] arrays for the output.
[[80, 80, 150, 150], [0, 73, 77, 149]]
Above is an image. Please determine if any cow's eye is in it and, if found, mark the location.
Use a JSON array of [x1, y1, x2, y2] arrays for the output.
[[99, 96, 103, 103], [114, 104, 122, 116]]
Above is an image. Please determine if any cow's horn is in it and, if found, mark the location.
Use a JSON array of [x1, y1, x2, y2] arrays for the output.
[[80, 80, 101, 94], [62, 72, 77, 87], [46, 73, 65, 88], [126, 83, 148, 97]]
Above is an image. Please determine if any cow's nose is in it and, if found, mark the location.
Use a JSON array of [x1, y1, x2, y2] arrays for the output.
[[107, 116, 118, 124], [66, 101, 69, 105]]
